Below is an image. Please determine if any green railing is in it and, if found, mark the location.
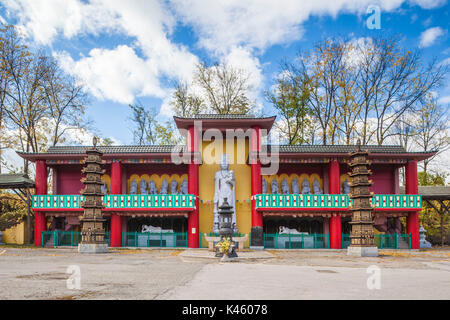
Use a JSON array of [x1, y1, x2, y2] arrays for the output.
[[255, 194, 422, 209], [33, 194, 196, 210], [41, 230, 110, 247], [341, 233, 412, 249], [264, 232, 411, 249], [121, 232, 188, 248], [263, 233, 330, 249]]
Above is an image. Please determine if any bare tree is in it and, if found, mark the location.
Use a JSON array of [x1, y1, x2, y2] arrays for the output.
[[354, 37, 447, 145], [41, 55, 89, 147], [194, 62, 252, 114], [170, 81, 205, 117], [413, 95, 450, 177]]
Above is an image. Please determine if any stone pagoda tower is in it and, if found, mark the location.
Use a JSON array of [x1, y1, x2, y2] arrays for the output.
[[347, 140, 378, 257], [78, 137, 108, 253]]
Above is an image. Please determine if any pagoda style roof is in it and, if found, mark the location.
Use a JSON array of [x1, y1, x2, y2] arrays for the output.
[[277, 145, 408, 154], [174, 114, 276, 131], [0, 174, 35, 189], [16, 145, 187, 162], [16, 143, 436, 163], [264, 145, 436, 161]]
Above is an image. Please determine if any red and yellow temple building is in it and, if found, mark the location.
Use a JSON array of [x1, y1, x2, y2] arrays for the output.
[[17, 115, 433, 250]]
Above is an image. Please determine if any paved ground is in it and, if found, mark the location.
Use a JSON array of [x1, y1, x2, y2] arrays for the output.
[[0, 246, 449, 300]]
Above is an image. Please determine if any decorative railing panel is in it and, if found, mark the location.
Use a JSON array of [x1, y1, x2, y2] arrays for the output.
[[255, 194, 422, 210], [33, 194, 196, 210]]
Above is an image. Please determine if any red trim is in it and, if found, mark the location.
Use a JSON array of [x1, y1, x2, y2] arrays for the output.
[[251, 126, 263, 228], [34, 160, 47, 246], [257, 207, 419, 211], [174, 116, 276, 132], [328, 159, 342, 248], [405, 160, 419, 249], [33, 208, 194, 212], [188, 126, 200, 248]]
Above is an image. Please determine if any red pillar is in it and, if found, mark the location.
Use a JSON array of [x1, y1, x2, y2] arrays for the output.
[[34, 160, 47, 247], [188, 126, 200, 248], [405, 160, 419, 249], [329, 159, 342, 249], [251, 126, 262, 228], [250, 126, 263, 247], [110, 161, 122, 247]]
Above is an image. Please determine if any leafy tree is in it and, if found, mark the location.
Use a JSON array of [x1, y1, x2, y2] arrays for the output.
[[418, 171, 449, 246], [265, 66, 312, 145], [0, 191, 27, 231]]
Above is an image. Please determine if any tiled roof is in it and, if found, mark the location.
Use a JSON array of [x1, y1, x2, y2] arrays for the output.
[[0, 174, 35, 189], [274, 145, 409, 154], [400, 186, 450, 200], [44, 145, 185, 154]]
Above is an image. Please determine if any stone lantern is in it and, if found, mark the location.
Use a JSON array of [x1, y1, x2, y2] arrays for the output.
[[215, 198, 238, 259]]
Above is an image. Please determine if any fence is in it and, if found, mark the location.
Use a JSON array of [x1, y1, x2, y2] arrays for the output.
[[341, 233, 411, 249], [122, 232, 188, 248], [41, 230, 110, 247], [264, 233, 411, 249], [264, 233, 330, 249]]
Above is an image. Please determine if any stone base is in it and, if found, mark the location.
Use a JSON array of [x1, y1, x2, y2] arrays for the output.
[[78, 243, 108, 254], [220, 255, 238, 262], [250, 226, 263, 247], [347, 246, 378, 257], [250, 246, 264, 250]]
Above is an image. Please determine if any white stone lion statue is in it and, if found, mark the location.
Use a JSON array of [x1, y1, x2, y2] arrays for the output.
[[279, 226, 301, 234], [141, 225, 173, 233]]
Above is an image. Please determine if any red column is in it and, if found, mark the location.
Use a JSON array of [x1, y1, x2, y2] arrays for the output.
[[250, 126, 264, 247], [251, 126, 262, 228], [110, 161, 122, 247], [34, 160, 47, 247], [405, 160, 419, 249], [188, 126, 200, 248], [329, 159, 342, 249]]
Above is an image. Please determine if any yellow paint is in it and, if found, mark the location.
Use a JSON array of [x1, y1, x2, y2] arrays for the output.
[[2, 221, 27, 244], [340, 174, 349, 193], [199, 138, 251, 247], [101, 174, 111, 190]]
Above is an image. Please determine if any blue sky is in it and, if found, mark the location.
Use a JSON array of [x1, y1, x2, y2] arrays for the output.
[[0, 0, 449, 145]]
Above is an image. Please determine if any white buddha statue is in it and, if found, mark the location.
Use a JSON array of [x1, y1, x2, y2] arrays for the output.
[[213, 154, 237, 233]]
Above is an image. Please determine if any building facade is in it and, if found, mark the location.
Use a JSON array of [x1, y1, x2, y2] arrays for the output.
[[17, 115, 434, 250]]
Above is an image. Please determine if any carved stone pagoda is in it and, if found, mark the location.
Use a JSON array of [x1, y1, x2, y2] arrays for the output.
[[78, 137, 108, 253], [347, 140, 378, 257]]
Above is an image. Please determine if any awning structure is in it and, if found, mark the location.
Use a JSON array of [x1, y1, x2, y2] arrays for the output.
[[0, 174, 35, 189], [400, 186, 450, 229]]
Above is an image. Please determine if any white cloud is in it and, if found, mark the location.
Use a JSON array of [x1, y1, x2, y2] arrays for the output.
[[419, 26, 446, 47], [55, 47, 165, 104], [1, 0, 446, 110], [2, 0, 199, 105], [409, 0, 447, 9], [437, 95, 450, 105], [439, 57, 450, 66], [170, 0, 410, 54]]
